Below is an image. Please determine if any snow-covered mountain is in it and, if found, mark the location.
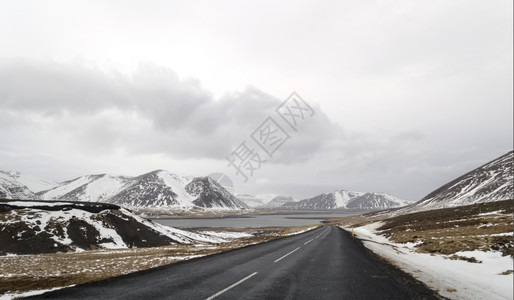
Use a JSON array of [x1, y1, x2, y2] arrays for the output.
[[346, 192, 411, 209], [283, 190, 361, 209], [236, 194, 297, 208], [0, 171, 39, 200], [0, 170, 58, 193], [283, 190, 410, 210], [258, 195, 298, 208], [186, 177, 248, 209], [237, 194, 266, 208], [106, 171, 194, 208], [413, 150, 513, 210], [39, 174, 132, 203], [0, 200, 240, 255], [236, 193, 280, 208], [1, 169, 248, 210]]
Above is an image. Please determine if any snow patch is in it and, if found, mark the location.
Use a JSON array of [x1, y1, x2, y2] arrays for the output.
[[345, 223, 513, 300], [0, 285, 76, 300]]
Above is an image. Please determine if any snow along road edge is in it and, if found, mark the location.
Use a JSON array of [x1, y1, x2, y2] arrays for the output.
[[342, 223, 513, 300]]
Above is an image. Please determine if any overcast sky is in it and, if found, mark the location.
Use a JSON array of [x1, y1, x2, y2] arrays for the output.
[[0, 0, 512, 200]]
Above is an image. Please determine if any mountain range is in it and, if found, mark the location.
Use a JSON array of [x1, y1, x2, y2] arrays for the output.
[[5, 150, 508, 213], [237, 190, 410, 210], [0, 170, 248, 210], [282, 190, 411, 210], [1, 169, 411, 211], [258, 195, 298, 208]]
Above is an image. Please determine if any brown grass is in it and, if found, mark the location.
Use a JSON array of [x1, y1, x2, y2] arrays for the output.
[[334, 200, 513, 257], [0, 225, 317, 297]]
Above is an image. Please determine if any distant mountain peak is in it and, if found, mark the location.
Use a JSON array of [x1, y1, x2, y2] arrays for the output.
[[258, 195, 298, 208], [283, 189, 410, 210]]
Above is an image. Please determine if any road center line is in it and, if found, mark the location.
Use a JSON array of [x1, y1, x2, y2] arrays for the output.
[[274, 247, 301, 263], [304, 239, 314, 245], [205, 272, 258, 300]]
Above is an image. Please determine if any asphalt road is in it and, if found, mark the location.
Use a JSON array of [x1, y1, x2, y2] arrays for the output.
[[31, 226, 440, 299]]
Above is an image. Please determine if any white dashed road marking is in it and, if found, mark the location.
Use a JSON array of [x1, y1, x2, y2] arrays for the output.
[[206, 272, 258, 300], [274, 247, 301, 263]]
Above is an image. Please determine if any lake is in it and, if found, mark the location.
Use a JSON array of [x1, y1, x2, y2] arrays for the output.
[[152, 210, 367, 228]]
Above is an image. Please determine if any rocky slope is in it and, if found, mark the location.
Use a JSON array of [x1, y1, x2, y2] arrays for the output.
[[416, 151, 513, 209], [368, 151, 514, 217], [0, 200, 231, 255]]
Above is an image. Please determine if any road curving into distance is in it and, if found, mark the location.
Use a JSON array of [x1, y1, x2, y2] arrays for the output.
[[31, 226, 440, 300]]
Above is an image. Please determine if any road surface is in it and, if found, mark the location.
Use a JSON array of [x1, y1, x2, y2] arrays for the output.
[[32, 226, 439, 299]]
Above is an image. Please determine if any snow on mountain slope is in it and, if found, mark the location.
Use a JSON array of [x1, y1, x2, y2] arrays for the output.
[[255, 193, 280, 203], [0, 200, 235, 255], [159, 171, 195, 203], [1, 171, 58, 193], [1, 169, 248, 210], [237, 194, 265, 208], [39, 175, 101, 200], [0, 169, 248, 211], [283, 190, 410, 210], [283, 190, 362, 209], [107, 170, 195, 208], [347, 192, 411, 209], [79, 174, 132, 202], [412, 150, 513, 211], [258, 195, 297, 208], [0, 171, 38, 200], [39, 174, 131, 203], [333, 190, 364, 207], [187, 177, 248, 210]]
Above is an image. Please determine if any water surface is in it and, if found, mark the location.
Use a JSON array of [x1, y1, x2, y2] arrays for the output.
[[153, 210, 367, 228]]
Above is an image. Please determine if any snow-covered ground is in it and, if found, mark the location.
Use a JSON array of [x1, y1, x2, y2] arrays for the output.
[[129, 211, 252, 244], [344, 223, 513, 300]]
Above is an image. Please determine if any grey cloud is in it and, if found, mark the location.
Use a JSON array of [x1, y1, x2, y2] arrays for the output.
[[269, 107, 342, 164], [0, 59, 124, 114], [390, 131, 425, 143], [0, 59, 340, 162], [0, 59, 211, 121]]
